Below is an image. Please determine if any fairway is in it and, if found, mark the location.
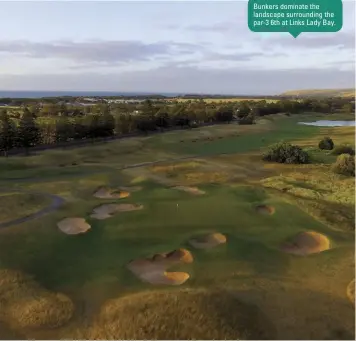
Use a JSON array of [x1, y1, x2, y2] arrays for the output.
[[0, 113, 354, 340]]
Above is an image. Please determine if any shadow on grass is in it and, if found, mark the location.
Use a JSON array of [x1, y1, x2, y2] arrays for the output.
[[225, 234, 290, 277], [230, 286, 355, 340], [1, 224, 166, 290]]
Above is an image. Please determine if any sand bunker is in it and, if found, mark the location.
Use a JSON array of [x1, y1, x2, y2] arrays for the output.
[[0, 269, 74, 329], [346, 279, 355, 305], [173, 186, 205, 195], [189, 233, 227, 249], [256, 204, 275, 215], [57, 217, 91, 235], [90, 203, 143, 220], [93, 187, 130, 199], [127, 248, 193, 285], [281, 231, 331, 256], [72, 288, 274, 340]]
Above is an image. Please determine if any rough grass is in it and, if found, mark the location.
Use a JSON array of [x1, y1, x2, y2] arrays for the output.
[[0, 192, 51, 223], [280, 88, 355, 98], [150, 161, 202, 176], [0, 269, 74, 330], [261, 165, 355, 232], [149, 160, 231, 184], [166, 98, 279, 103], [259, 124, 355, 232], [71, 288, 275, 340]]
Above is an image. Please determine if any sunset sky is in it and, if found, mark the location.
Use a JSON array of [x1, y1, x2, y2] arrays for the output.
[[0, 0, 354, 94]]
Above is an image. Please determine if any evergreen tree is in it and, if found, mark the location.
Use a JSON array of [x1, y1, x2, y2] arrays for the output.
[[0, 110, 16, 156], [17, 107, 40, 154]]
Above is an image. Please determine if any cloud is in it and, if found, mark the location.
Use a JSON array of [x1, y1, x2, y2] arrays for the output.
[[0, 40, 203, 63], [0, 66, 353, 95], [267, 31, 355, 50], [185, 22, 235, 33], [0, 39, 279, 70]]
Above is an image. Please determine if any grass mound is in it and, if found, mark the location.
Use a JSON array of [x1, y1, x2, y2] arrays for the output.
[[57, 217, 91, 235], [0, 269, 74, 329], [74, 288, 274, 340], [0, 192, 51, 224], [281, 231, 330, 256], [255, 204, 275, 215], [346, 279, 355, 305], [331, 144, 355, 156], [332, 154, 355, 177], [127, 248, 193, 285], [189, 233, 227, 249], [90, 203, 143, 220], [93, 187, 130, 199]]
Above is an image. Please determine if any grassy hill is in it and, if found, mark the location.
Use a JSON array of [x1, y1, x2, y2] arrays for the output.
[[280, 88, 355, 98]]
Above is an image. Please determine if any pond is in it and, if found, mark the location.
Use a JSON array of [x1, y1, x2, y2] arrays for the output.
[[298, 120, 355, 127]]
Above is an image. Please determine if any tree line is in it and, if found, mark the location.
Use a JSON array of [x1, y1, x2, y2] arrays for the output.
[[0, 98, 354, 156]]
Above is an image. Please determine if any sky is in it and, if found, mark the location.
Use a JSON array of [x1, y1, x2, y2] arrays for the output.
[[0, 0, 355, 95]]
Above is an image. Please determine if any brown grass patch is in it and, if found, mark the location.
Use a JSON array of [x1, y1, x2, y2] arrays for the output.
[[127, 248, 193, 285], [255, 204, 275, 215], [172, 186, 205, 195], [72, 288, 274, 340], [0, 269, 74, 330], [94, 187, 130, 199], [346, 279, 355, 305], [57, 217, 91, 235], [151, 161, 202, 174], [281, 231, 331, 256], [90, 203, 143, 220], [189, 233, 227, 249]]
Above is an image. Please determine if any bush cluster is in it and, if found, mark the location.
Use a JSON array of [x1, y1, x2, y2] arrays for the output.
[[318, 137, 334, 150], [262, 142, 310, 164], [331, 144, 355, 156], [332, 154, 355, 177]]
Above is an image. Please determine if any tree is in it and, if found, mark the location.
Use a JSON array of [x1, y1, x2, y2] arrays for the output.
[[85, 114, 100, 139], [40, 103, 58, 117], [342, 103, 354, 114], [236, 103, 251, 118], [215, 107, 233, 123], [54, 117, 73, 142], [17, 107, 40, 154], [0, 110, 16, 156], [155, 107, 170, 130], [97, 112, 115, 137]]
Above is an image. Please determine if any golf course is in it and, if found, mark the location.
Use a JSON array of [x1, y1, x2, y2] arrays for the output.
[[0, 112, 354, 340]]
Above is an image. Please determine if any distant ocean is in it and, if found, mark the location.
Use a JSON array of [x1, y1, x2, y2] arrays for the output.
[[0, 91, 181, 98]]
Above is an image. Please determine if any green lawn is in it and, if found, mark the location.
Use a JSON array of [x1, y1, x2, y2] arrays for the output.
[[0, 192, 51, 224]]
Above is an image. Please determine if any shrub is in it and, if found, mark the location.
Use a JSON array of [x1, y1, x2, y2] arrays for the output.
[[262, 141, 309, 164], [318, 137, 334, 150], [332, 154, 355, 176], [238, 114, 255, 125], [331, 144, 355, 156]]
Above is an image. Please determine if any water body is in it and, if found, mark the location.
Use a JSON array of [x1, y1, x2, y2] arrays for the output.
[[0, 91, 181, 98], [298, 120, 355, 127]]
